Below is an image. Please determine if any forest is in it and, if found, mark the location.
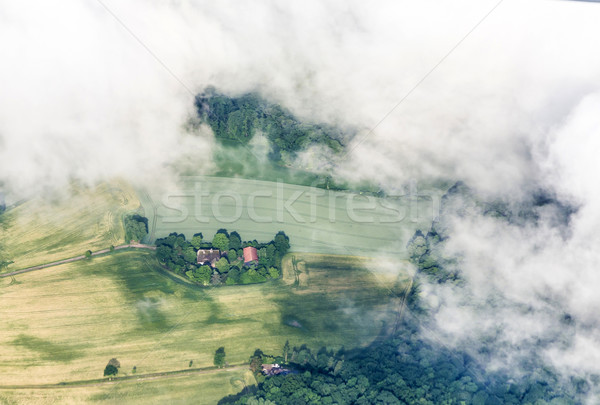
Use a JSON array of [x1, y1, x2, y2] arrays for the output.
[[155, 229, 290, 286], [195, 88, 347, 162], [219, 317, 584, 405]]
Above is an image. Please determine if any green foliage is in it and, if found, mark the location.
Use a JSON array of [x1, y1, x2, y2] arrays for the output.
[[214, 347, 226, 368], [249, 349, 264, 374], [103, 364, 118, 377], [124, 214, 148, 242], [195, 89, 347, 162], [191, 233, 203, 249], [229, 231, 242, 250], [84, 250, 92, 258], [212, 233, 230, 252], [215, 257, 230, 273], [240, 267, 267, 285], [273, 232, 289, 256], [155, 229, 289, 288], [103, 358, 120, 377], [221, 321, 579, 405], [183, 247, 197, 264]]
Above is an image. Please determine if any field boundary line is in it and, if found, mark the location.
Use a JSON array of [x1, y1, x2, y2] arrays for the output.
[[0, 364, 248, 390], [0, 244, 156, 278]]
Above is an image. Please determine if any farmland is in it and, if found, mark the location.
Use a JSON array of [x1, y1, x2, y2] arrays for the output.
[[0, 250, 410, 403], [140, 176, 438, 257], [0, 369, 256, 405], [0, 181, 140, 272]]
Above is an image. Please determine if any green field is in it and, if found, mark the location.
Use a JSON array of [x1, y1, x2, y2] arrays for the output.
[[140, 176, 438, 257], [0, 181, 140, 272], [0, 250, 409, 403]]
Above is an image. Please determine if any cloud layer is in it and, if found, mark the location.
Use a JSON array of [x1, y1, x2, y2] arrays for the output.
[[2, 0, 600, 399]]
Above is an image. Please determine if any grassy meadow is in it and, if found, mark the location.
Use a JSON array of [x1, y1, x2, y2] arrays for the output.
[[0, 181, 140, 272], [142, 176, 437, 257], [0, 250, 409, 402], [0, 369, 256, 405]]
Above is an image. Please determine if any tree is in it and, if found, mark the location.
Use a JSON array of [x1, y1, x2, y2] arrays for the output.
[[156, 245, 172, 263], [274, 231, 290, 255], [216, 228, 230, 238], [214, 347, 226, 368], [104, 364, 118, 376], [85, 250, 92, 258], [229, 231, 242, 250], [212, 232, 230, 251], [103, 358, 120, 376], [196, 265, 213, 285], [191, 233, 203, 249], [215, 257, 230, 274], [268, 267, 280, 279], [124, 215, 148, 242], [249, 349, 264, 374], [183, 247, 197, 264]]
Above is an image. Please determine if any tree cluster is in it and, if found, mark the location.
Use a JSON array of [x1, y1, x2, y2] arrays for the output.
[[124, 214, 148, 243], [220, 320, 581, 405], [195, 88, 345, 163], [155, 229, 290, 287]]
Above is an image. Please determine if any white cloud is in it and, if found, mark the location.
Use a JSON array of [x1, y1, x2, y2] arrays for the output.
[[2, 0, 600, 398]]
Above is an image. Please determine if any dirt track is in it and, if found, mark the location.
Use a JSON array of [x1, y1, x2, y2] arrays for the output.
[[0, 364, 247, 390], [0, 244, 156, 278]]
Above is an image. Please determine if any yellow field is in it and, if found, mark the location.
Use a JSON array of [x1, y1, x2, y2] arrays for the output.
[[0, 181, 140, 271], [0, 369, 256, 405], [0, 250, 409, 403]]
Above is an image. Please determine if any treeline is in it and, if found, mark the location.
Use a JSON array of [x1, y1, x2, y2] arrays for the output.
[[195, 88, 346, 162], [220, 319, 581, 405], [155, 229, 290, 286]]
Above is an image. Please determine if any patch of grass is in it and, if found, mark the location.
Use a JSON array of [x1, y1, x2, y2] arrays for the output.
[[142, 176, 435, 257], [0, 369, 256, 405], [0, 251, 409, 388], [0, 181, 140, 272]]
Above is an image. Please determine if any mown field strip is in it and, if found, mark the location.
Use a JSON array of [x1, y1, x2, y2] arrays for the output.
[[0, 181, 140, 272], [0, 250, 407, 388], [142, 176, 435, 257]]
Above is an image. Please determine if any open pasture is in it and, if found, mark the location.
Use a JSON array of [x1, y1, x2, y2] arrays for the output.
[[0, 181, 140, 272], [0, 251, 409, 390], [0, 369, 256, 405], [141, 176, 438, 257]]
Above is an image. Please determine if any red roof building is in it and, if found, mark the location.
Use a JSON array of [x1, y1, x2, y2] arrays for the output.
[[243, 246, 258, 264]]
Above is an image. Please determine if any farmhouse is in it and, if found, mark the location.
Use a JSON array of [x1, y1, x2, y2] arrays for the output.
[[243, 246, 258, 265], [197, 248, 222, 267]]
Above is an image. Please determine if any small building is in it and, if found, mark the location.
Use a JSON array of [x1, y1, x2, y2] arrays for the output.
[[197, 248, 222, 267], [262, 363, 291, 377], [243, 246, 258, 265]]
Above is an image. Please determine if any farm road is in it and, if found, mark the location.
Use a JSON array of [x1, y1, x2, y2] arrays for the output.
[[0, 244, 156, 278], [0, 364, 247, 390]]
